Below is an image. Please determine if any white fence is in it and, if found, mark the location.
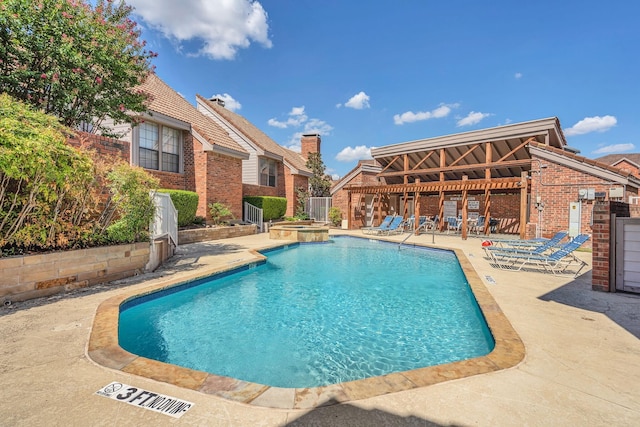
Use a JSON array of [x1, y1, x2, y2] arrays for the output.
[[244, 202, 263, 232], [151, 192, 178, 247], [307, 197, 332, 223]]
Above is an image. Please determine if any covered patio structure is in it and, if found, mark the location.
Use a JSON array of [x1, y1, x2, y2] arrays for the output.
[[345, 117, 568, 239]]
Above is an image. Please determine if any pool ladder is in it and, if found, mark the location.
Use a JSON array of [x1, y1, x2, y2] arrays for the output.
[[398, 222, 435, 249]]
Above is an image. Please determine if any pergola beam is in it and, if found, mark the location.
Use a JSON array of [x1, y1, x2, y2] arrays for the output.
[[377, 159, 532, 178], [347, 177, 524, 194]]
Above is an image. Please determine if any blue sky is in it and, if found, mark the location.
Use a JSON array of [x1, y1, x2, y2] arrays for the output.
[[128, 0, 639, 179]]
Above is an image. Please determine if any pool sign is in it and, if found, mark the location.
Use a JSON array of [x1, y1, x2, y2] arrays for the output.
[[96, 382, 194, 418]]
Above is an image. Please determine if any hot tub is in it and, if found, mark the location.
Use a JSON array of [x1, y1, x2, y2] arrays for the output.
[[268, 224, 329, 242]]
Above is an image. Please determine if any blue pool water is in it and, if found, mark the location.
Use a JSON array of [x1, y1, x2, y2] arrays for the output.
[[119, 236, 494, 388]]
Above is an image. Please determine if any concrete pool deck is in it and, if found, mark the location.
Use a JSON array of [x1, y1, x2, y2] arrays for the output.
[[1, 230, 640, 425]]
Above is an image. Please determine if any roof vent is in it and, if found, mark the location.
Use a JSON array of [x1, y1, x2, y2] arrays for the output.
[[209, 97, 225, 107]]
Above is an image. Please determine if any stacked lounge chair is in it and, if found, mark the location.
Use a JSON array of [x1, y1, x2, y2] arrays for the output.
[[362, 215, 395, 235], [379, 215, 405, 235], [489, 231, 568, 249], [485, 234, 590, 276]]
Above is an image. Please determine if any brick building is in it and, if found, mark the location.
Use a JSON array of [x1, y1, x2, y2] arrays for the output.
[[95, 74, 249, 220], [196, 96, 315, 217], [595, 153, 640, 180], [335, 117, 640, 246]]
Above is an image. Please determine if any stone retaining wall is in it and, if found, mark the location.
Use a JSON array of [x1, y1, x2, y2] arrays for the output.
[[177, 224, 257, 245], [0, 243, 149, 304]]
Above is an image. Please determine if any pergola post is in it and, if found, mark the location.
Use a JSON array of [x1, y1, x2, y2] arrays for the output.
[[520, 171, 528, 239], [461, 175, 468, 240], [438, 148, 446, 231], [484, 141, 492, 235], [376, 191, 382, 226], [414, 178, 421, 234], [347, 190, 352, 230]]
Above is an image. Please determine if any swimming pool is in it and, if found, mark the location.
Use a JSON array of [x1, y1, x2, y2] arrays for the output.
[[119, 236, 494, 388]]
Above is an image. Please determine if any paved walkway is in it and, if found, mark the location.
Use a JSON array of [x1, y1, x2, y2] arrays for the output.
[[1, 231, 639, 426]]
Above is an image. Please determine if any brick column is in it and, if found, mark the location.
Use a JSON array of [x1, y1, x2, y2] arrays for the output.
[[591, 202, 611, 292]]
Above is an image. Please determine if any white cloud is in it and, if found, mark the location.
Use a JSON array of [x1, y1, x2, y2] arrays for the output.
[[303, 118, 333, 136], [268, 106, 307, 128], [335, 145, 373, 162], [393, 103, 458, 125], [129, 0, 272, 60], [344, 91, 370, 110], [565, 115, 617, 136], [331, 173, 340, 180], [592, 143, 635, 155], [274, 111, 333, 150], [457, 111, 491, 127], [515, 72, 523, 79], [209, 93, 241, 111]]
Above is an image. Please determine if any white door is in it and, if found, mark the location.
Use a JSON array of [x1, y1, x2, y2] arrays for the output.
[[365, 195, 374, 227]]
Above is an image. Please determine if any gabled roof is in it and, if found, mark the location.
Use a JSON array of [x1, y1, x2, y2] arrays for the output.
[[595, 153, 640, 169], [138, 74, 248, 159], [371, 117, 567, 184], [330, 160, 381, 195], [530, 142, 640, 188], [196, 95, 312, 175]]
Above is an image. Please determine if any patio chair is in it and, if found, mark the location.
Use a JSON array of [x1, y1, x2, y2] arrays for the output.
[[446, 216, 462, 234], [487, 234, 590, 276], [403, 215, 415, 231], [471, 215, 486, 234], [362, 215, 394, 235], [379, 215, 405, 235]]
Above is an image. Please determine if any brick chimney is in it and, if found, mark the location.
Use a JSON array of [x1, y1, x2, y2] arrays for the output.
[[301, 133, 321, 160]]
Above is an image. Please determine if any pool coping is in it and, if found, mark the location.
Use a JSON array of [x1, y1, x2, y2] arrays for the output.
[[87, 238, 524, 410]]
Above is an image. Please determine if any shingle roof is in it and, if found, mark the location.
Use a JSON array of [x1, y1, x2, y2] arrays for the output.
[[595, 153, 640, 169], [330, 159, 381, 195], [196, 95, 311, 174], [530, 141, 639, 180], [138, 74, 247, 157]]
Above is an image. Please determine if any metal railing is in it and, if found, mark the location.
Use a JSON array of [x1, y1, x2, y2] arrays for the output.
[[307, 197, 332, 223], [244, 202, 263, 232], [151, 192, 178, 247]]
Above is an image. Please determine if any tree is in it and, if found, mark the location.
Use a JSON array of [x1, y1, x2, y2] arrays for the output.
[[0, 0, 155, 136], [306, 152, 333, 197]]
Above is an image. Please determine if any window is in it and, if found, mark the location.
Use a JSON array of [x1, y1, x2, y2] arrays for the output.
[[137, 122, 181, 173], [259, 157, 277, 187]]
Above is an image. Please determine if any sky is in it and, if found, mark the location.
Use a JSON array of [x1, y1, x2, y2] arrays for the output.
[[126, 0, 640, 179]]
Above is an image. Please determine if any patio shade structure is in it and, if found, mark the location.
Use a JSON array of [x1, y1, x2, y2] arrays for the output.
[[345, 117, 569, 239]]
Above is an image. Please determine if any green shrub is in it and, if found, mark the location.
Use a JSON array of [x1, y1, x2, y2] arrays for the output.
[[329, 207, 342, 226], [208, 202, 234, 225], [0, 93, 97, 252], [105, 164, 158, 244], [158, 189, 198, 227], [243, 196, 287, 221]]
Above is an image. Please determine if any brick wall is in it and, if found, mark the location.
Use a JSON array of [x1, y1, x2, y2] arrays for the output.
[[196, 151, 244, 220], [288, 174, 309, 217], [66, 131, 130, 162], [614, 159, 640, 179], [415, 193, 521, 233], [243, 183, 279, 198], [0, 243, 149, 303], [592, 201, 640, 292], [332, 170, 381, 229], [527, 155, 638, 247]]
